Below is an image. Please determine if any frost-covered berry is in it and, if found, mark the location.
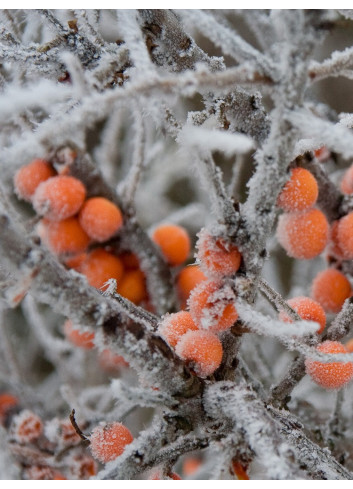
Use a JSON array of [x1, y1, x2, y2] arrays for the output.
[[277, 167, 318, 212], [158, 311, 198, 348], [89, 422, 133, 463], [195, 228, 241, 279], [33, 175, 86, 221], [0, 393, 18, 425], [64, 320, 95, 350], [231, 460, 250, 480], [340, 164, 353, 194], [79, 197, 123, 242], [188, 280, 238, 333], [98, 349, 129, 372], [80, 248, 124, 290], [305, 341, 353, 389], [335, 212, 353, 259], [152, 224, 191, 266], [14, 159, 56, 202], [11, 409, 43, 443], [70, 454, 97, 479], [311, 268, 351, 313], [38, 217, 90, 255], [45, 417, 81, 447], [276, 208, 329, 259], [279, 296, 326, 335], [182, 457, 202, 476], [150, 470, 182, 480], [24, 466, 66, 480], [175, 330, 223, 377], [117, 269, 147, 304], [176, 264, 207, 304]]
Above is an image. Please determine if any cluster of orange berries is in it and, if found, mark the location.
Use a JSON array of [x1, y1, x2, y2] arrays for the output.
[[276, 162, 353, 389], [0, 393, 98, 480], [158, 228, 242, 377]]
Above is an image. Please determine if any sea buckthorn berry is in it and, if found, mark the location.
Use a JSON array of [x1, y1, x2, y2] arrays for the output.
[[345, 339, 353, 353], [80, 248, 124, 291], [70, 454, 97, 479], [328, 221, 345, 260], [151, 224, 191, 266], [149, 470, 181, 480], [117, 269, 147, 304], [175, 330, 223, 377], [231, 460, 249, 480], [98, 349, 129, 372], [279, 296, 326, 334], [177, 264, 207, 303], [188, 280, 238, 333], [158, 311, 198, 348], [64, 252, 88, 271], [340, 165, 353, 194], [336, 212, 353, 259], [79, 197, 123, 242], [311, 268, 351, 313], [314, 146, 330, 162], [305, 341, 353, 389], [64, 320, 95, 349], [14, 159, 56, 202], [45, 417, 81, 447], [277, 167, 318, 212], [38, 218, 90, 255], [195, 228, 241, 278], [89, 422, 133, 463], [0, 393, 18, 425], [11, 409, 43, 443], [24, 466, 66, 480], [182, 457, 202, 476], [276, 208, 329, 259], [33, 175, 86, 221]]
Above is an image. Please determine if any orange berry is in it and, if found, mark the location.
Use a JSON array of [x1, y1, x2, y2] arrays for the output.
[[14, 159, 56, 202], [175, 330, 223, 377], [64, 319, 95, 349], [277, 167, 318, 212], [79, 197, 123, 242], [98, 349, 129, 371], [305, 340, 353, 389], [149, 471, 182, 480], [188, 280, 238, 333], [279, 296, 326, 334], [195, 228, 241, 278], [24, 466, 66, 480], [231, 460, 249, 480], [311, 268, 351, 313], [80, 248, 124, 290], [11, 409, 43, 443], [0, 393, 18, 424], [151, 224, 191, 266], [89, 422, 133, 463], [336, 212, 353, 259], [33, 175, 86, 221], [177, 265, 207, 303], [314, 146, 330, 162], [340, 165, 353, 194], [117, 269, 147, 304], [276, 208, 329, 259], [182, 457, 202, 476], [70, 454, 97, 479], [158, 311, 198, 348], [38, 217, 90, 255], [328, 221, 345, 260]]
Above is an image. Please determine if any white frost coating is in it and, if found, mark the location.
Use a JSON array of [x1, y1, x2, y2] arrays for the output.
[[177, 125, 254, 157], [0, 79, 72, 123]]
